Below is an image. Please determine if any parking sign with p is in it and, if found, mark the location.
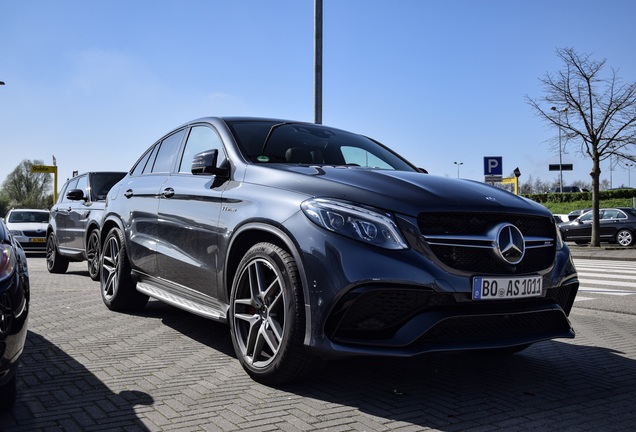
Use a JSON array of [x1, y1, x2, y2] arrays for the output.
[[484, 157, 503, 176]]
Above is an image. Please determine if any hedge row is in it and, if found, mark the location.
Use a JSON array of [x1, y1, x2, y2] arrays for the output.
[[524, 188, 636, 204]]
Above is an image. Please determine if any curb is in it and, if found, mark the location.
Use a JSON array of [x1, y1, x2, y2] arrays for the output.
[[568, 244, 636, 261]]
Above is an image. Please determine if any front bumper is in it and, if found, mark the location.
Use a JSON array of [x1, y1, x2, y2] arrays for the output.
[[286, 212, 578, 359]]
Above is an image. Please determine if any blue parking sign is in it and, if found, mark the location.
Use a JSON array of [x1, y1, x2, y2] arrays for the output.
[[484, 157, 503, 176]]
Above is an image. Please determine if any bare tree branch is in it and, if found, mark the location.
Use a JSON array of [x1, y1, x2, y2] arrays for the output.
[[526, 47, 636, 246]]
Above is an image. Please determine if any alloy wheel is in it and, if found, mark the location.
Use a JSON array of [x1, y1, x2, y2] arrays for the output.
[[101, 233, 121, 302], [232, 257, 287, 369]]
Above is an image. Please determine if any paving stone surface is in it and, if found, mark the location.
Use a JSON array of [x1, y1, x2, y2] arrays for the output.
[[1, 255, 635, 431]]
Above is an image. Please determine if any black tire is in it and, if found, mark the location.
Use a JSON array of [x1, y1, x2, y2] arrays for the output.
[[229, 242, 322, 385], [46, 233, 69, 274], [87, 229, 101, 281], [100, 227, 148, 311], [0, 374, 17, 408], [616, 229, 634, 247]]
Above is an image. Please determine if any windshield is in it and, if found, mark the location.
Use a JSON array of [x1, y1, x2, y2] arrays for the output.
[[8, 211, 49, 223], [225, 120, 418, 172], [91, 172, 127, 201]]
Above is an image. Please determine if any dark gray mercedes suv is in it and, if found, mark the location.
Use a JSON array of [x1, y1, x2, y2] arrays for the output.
[[99, 117, 579, 384]]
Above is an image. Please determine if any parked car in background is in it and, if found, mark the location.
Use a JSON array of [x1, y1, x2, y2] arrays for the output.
[[547, 186, 587, 193], [98, 117, 579, 385], [4, 208, 50, 251], [553, 214, 569, 224], [567, 208, 592, 221], [0, 218, 30, 408], [559, 207, 636, 246], [47, 171, 127, 280]]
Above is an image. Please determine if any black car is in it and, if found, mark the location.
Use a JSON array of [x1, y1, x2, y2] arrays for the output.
[[99, 117, 579, 384], [0, 218, 30, 408], [47, 171, 127, 280], [559, 207, 636, 246]]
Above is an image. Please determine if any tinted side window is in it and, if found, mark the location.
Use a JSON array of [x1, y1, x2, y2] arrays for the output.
[[179, 126, 225, 173], [60, 178, 79, 204], [151, 129, 186, 173], [76, 175, 88, 199], [90, 173, 127, 201], [130, 146, 154, 177]]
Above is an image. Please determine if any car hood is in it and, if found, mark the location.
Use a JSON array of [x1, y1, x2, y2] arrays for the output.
[[244, 165, 549, 217]]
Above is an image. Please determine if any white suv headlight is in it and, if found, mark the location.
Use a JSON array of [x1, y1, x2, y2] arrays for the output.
[[301, 198, 408, 250]]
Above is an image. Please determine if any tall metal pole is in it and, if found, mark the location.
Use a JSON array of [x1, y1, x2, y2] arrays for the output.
[[551, 106, 567, 192], [454, 161, 463, 178], [314, 0, 323, 124]]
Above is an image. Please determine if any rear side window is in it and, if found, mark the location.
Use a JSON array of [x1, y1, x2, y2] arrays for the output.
[[131, 145, 159, 176], [151, 130, 186, 173]]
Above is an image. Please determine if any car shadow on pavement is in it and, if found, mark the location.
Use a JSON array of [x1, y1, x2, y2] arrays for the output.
[[284, 340, 636, 430], [131, 301, 636, 430], [0, 331, 154, 431]]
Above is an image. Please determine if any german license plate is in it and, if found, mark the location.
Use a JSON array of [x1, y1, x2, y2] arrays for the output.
[[30, 238, 46, 243], [472, 275, 543, 300]]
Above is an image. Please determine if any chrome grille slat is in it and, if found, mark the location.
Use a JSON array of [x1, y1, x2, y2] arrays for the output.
[[418, 212, 557, 274]]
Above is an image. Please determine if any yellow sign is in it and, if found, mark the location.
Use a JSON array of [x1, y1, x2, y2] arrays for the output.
[[31, 165, 59, 203], [501, 176, 519, 195], [31, 165, 57, 174]]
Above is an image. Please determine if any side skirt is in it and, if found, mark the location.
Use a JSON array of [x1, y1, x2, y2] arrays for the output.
[[135, 278, 228, 323]]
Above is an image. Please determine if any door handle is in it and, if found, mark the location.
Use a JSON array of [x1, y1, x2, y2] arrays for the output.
[[124, 189, 133, 198], [162, 188, 175, 198]]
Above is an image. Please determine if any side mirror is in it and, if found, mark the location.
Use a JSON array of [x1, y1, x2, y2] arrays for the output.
[[66, 189, 85, 201], [191, 149, 227, 176]]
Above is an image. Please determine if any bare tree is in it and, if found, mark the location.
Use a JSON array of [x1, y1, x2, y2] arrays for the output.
[[1, 159, 53, 210], [527, 48, 636, 246]]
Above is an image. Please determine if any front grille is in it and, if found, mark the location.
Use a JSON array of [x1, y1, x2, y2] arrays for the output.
[[431, 244, 554, 274], [22, 231, 46, 237], [325, 288, 455, 340], [418, 213, 553, 237], [413, 309, 570, 346], [325, 282, 578, 346], [417, 212, 556, 275]]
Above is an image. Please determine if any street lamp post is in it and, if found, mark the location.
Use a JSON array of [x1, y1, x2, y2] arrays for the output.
[[551, 106, 568, 192], [454, 161, 463, 178], [626, 163, 634, 187]]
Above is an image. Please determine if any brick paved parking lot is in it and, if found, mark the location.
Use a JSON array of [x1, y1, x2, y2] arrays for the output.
[[2, 255, 636, 431]]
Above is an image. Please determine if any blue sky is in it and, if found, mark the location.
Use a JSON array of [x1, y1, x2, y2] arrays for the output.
[[2, 0, 636, 191]]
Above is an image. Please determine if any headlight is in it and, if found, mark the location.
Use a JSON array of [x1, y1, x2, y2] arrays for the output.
[[9, 230, 23, 236], [301, 198, 408, 250], [0, 244, 16, 281]]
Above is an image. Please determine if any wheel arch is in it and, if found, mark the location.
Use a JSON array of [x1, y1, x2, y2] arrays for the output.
[[100, 216, 126, 250], [85, 221, 101, 245], [225, 222, 313, 341]]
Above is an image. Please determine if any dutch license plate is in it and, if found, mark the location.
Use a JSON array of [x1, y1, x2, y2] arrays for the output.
[[473, 275, 543, 300], [30, 238, 46, 243]]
